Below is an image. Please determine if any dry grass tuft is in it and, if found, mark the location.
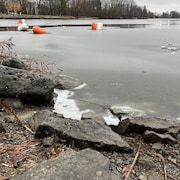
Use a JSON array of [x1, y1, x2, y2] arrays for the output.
[[0, 37, 16, 64]]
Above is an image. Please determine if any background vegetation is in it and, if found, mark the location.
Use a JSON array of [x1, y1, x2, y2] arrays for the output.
[[0, 0, 180, 18]]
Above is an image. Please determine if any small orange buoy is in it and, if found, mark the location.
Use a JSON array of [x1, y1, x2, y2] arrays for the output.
[[91, 22, 97, 30], [32, 26, 46, 34], [18, 19, 22, 24]]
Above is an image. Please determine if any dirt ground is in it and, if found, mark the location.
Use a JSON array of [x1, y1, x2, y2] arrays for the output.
[[0, 107, 179, 180]]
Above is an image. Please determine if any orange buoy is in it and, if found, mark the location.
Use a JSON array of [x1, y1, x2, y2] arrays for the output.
[[32, 26, 46, 34], [18, 19, 22, 24], [91, 22, 97, 30]]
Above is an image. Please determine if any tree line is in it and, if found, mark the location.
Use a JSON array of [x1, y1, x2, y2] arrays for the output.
[[0, 0, 163, 19], [160, 11, 180, 18]]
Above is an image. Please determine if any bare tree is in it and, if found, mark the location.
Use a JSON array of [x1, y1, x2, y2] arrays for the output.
[[0, 0, 6, 13], [34, 0, 43, 15], [5, 0, 21, 14], [3, 0, 155, 18]]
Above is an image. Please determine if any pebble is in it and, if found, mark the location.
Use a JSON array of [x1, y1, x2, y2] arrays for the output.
[[4, 98, 24, 110], [139, 174, 147, 180], [123, 160, 130, 165], [138, 159, 156, 170], [168, 156, 177, 164], [3, 117, 13, 123], [42, 136, 54, 146], [96, 171, 103, 177], [116, 158, 123, 165], [173, 149, 179, 155], [152, 143, 162, 150]]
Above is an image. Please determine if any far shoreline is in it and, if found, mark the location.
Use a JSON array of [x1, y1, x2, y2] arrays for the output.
[[0, 14, 100, 20]]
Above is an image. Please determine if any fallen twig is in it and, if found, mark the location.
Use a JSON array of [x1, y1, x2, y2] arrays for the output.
[[125, 135, 143, 180], [0, 37, 16, 62], [167, 173, 177, 180], [0, 175, 9, 180], [156, 153, 167, 180], [1, 103, 34, 134]]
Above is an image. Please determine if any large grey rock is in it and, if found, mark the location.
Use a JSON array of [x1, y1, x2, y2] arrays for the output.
[[126, 117, 180, 137], [144, 130, 176, 144], [12, 148, 122, 180], [28, 110, 132, 153], [53, 74, 83, 89], [26, 109, 53, 130], [81, 111, 106, 125], [0, 65, 55, 105], [110, 118, 130, 134], [2, 57, 26, 70], [110, 105, 144, 120], [2, 98, 24, 110]]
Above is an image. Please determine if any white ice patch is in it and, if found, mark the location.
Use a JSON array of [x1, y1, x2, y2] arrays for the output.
[[73, 83, 87, 90], [53, 88, 91, 120], [111, 105, 145, 117], [177, 117, 180, 121], [104, 105, 145, 125], [103, 110, 120, 126], [53, 86, 145, 125]]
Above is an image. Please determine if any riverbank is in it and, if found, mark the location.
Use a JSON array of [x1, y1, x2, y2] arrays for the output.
[[0, 57, 179, 180], [0, 14, 77, 19], [0, 90, 179, 180]]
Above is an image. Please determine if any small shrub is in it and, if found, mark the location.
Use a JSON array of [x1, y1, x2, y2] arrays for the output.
[[0, 37, 16, 64]]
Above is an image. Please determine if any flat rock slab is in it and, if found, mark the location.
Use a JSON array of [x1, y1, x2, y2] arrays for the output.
[[53, 74, 83, 89], [2, 57, 26, 70], [12, 148, 122, 180], [28, 110, 132, 153], [144, 130, 176, 144], [0, 65, 54, 105], [126, 117, 180, 137]]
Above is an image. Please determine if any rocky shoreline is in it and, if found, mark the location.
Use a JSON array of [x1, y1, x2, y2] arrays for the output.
[[0, 57, 179, 180]]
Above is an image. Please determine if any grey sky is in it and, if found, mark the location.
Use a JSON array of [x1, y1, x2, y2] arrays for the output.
[[135, 0, 180, 13]]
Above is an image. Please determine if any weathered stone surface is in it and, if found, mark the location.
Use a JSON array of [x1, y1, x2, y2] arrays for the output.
[[2, 57, 26, 70], [53, 74, 83, 89], [2, 98, 24, 110], [139, 170, 163, 180], [152, 143, 162, 150], [42, 136, 54, 146], [12, 148, 122, 180], [81, 112, 106, 125], [110, 105, 144, 120], [144, 130, 176, 144], [137, 159, 156, 170], [126, 117, 180, 137], [26, 109, 53, 130], [28, 110, 132, 153], [110, 118, 130, 134], [0, 65, 54, 105]]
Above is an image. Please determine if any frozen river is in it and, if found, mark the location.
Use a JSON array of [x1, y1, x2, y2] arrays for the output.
[[1, 18, 180, 121]]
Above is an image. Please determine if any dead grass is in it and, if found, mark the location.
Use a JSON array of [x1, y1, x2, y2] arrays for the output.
[[0, 37, 16, 63], [0, 37, 53, 73]]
